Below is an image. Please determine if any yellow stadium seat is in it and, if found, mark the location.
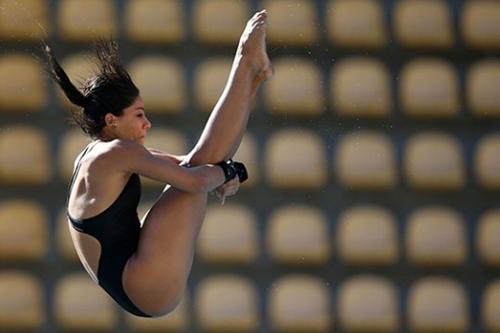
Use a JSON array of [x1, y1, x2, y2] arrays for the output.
[[475, 134, 500, 189], [408, 277, 469, 332], [126, 292, 189, 332], [54, 273, 118, 330], [268, 275, 331, 332], [233, 133, 259, 187], [0, 0, 50, 40], [0, 126, 51, 184], [58, 128, 91, 181], [0, 271, 44, 330], [57, 209, 78, 262], [124, 0, 185, 43], [482, 280, 500, 332], [467, 60, 500, 117], [264, 129, 327, 189], [406, 206, 467, 266], [193, 0, 248, 45], [264, 57, 325, 116], [0, 200, 48, 261], [58, 0, 118, 42], [193, 57, 232, 112], [400, 59, 459, 118], [266, 205, 330, 265], [141, 127, 187, 187], [197, 204, 259, 264], [404, 132, 465, 190], [326, 0, 386, 48], [128, 56, 186, 113], [337, 205, 398, 265], [57, 53, 98, 109], [335, 131, 397, 190], [264, 0, 319, 46], [331, 57, 392, 117], [462, 1, 500, 50], [195, 275, 259, 332], [394, 0, 453, 48], [0, 54, 47, 112], [338, 275, 399, 332], [477, 209, 500, 266]]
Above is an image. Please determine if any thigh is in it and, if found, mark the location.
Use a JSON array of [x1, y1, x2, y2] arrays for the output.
[[122, 186, 208, 314]]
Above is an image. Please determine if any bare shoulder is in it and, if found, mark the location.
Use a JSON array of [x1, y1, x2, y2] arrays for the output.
[[91, 139, 150, 171], [97, 139, 146, 159]]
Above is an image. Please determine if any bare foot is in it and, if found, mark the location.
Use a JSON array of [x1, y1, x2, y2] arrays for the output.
[[237, 10, 273, 82]]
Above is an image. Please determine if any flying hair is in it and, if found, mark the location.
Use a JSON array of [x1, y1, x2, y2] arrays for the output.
[[44, 40, 139, 138]]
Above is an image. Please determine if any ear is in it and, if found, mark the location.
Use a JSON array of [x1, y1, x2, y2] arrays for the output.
[[104, 113, 116, 127]]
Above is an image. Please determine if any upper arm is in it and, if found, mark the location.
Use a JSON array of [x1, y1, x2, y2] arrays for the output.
[[108, 140, 221, 192]]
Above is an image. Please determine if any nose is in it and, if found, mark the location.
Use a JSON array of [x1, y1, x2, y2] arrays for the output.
[[144, 116, 152, 130]]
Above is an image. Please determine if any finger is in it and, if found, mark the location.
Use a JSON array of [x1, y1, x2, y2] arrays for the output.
[[221, 194, 226, 205]]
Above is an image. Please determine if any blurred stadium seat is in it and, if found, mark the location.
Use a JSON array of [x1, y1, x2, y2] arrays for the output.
[[265, 129, 327, 189], [268, 275, 331, 332], [337, 205, 398, 265], [125, 0, 185, 44], [266, 204, 330, 265], [326, 0, 386, 49], [195, 275, 259, 332], [400, 58, 459, 118], [394, 0, 453, 49], [475, 134, 500, 189], [193, 0, 248, 45], [194, 58, 232, 112], [406, 206, 467, 266], [337, 275, 399, 332], [197, 204, 259, 264], [407, 277, 469, 332], [467, 60, 500, 118], [58, 0, 118, 41], [476, 209, 500, 266], [462, 0, 500, 50], [126, 292, 189, 332], [482, 280, 500, 332], [0, 54, 47, 112], [0, 271, 44, 330], [265, 57, 325, 116], [0, 200, 48, 261], [0, 125, 52, 185], [404, 132, 465, 190], [335, 131, 397, 190], [0, 0, 50, 40], [331, 57, 392, 118], [264, 0, 319, 46], [128, 56, 186, 113], [54, 273, 118, 330]]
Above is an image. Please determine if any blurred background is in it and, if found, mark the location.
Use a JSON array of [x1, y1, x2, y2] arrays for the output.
[[0, 0, 500, 332]]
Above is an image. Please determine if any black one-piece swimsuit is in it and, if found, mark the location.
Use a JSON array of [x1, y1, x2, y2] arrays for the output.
[[67, 143, 151, 317]]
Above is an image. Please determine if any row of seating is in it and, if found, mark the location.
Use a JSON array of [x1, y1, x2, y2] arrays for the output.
[[2, 53, 500, 117], [1, 126, 499, 190], [1, 200, 499, 267], [0, 270, 499, 332], [0, 0, 499, 50]]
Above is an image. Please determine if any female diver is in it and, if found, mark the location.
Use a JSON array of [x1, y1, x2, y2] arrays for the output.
[[45, 10, 272, 317]]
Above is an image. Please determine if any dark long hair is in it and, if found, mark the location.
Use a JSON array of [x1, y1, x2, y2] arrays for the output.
[[45, 40, 139, 138]]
